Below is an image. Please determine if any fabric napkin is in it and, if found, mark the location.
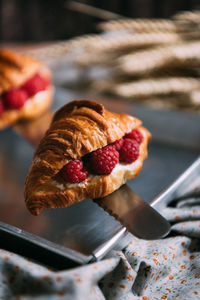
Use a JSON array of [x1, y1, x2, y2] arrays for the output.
[[0, 197, 199, 300]]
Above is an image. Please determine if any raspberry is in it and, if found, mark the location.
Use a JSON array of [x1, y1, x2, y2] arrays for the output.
[[0, 97, 4, 115], [110, 138, 124, 151], [119, 138, 139, 164], [90, 145, 119, 175], [124, 129, 143, 144], [4, 88, 28, 109], [61, 159, 88, 183], [22, 73, 49, 97]]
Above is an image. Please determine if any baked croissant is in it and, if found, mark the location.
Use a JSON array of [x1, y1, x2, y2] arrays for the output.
[[25, 100, 151, 215], [0, 48, 53, 129]]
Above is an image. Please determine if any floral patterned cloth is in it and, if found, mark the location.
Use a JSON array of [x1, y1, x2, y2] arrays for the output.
[[0, 198, 200, 300]]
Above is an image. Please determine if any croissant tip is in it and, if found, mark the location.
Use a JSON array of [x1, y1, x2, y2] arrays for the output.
[[30, 208, 41, 216]]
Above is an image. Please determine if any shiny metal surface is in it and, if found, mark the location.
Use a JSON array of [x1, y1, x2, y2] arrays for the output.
[[0, 88, 199, 267], [93, 227, 126, 261], [96, 185, 171, 240], [0, 155, 198, 266], [152, 156, 200, 211]]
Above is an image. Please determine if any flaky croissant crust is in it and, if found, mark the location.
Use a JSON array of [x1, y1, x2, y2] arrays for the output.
[[0, 48, 53, 129], [25, 100, 151, 215], [0, 48, 43, 95], [0, 86, 53, 130]]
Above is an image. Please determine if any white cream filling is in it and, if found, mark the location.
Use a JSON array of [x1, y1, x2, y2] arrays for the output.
[[47, 128, 147, 190], [112, 158, 141, 175], [24, 90, 49, 108], [48, 159, 141, 190]]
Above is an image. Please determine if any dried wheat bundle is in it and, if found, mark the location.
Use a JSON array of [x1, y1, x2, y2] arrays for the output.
[[141, 95, 187, 109], [18, 10, 200, 114], [19, 10, 200, 63], [174, 10, 200, 23], [19, 31, 180, 64], [149, 65, 200, 78], [180, 31, 200, 39], [117, 47, 169, 75], [92, 77, 200, 110], [20, 14, 199, 64], [98, 18, 177, 33], [82, 32, 181, 52], [71, 32, 183, 67], [18, 35, 103, 60], [118, 41, 200, 75], [91, 79, 116, 92], [142, 93, 200, 110], [72, 32, 182, 67], [141, 89, 200, 109], [73, 51, 118, 66], [19, 41, 73, 60], [93, 77, 200, 98], [190, 89, 200, 105], [174, 10, 200, 38]]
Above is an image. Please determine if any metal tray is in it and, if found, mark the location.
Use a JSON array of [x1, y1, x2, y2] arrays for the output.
[[152, 155, 200, 211], [0, 87, 199, 269], [0, 156, 199, 270]]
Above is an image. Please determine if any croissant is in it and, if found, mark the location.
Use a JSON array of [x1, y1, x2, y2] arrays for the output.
[[25, 100, 151, 215], [0, 48, 53, 129]]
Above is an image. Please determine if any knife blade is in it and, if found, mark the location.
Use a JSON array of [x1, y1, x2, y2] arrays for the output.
[[94, 184, 171, 240]]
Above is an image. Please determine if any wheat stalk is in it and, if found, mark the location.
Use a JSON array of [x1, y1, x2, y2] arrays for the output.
[[118, 41, 200, 75], [98, 18, 177, 32]]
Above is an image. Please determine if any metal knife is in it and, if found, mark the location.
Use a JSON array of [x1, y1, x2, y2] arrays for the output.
[[0, 186, 170, 268], [0, 158, 198, 268], [95, 184, 171, 240]]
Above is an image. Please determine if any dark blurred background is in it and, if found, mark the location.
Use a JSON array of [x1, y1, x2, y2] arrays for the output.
[[1, 0, 200, 41]]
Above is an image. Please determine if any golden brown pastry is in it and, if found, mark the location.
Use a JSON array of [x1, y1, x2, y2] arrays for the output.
[[25, 100, 151, 215], [0, 48, 53, 129]]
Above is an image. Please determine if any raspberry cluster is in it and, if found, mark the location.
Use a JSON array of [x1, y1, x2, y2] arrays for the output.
[[0, 73, 49, 115], [90, 145, 119, 175], [61, 128, 144, 184], [119, 138, 139, 163], [61, 160, 88, 183], [0, 97, 4, 115], [124, 128, 143, 144], [111, 138, 124, 151]]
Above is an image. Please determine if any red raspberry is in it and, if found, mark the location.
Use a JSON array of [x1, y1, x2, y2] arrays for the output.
[[119, 138, 139, 164], [0, 97, 4, 115], [61, 159, 88, 183], [110, 138, 124, 151], [124, 129, 143, 144], [90, 145, 119, 175], [4, 88, 28, 109], [22, 73, 49, 97]]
